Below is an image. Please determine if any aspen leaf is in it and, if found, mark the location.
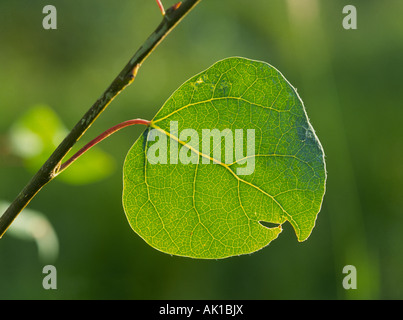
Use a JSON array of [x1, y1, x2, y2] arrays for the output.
[[123, 57, 326, 259]]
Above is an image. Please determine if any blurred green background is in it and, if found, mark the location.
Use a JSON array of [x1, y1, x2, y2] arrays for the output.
[[1, 0, 402, 299]]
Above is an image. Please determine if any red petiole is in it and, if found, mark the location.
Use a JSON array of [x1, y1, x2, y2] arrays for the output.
[[59, 119, 150, 173]]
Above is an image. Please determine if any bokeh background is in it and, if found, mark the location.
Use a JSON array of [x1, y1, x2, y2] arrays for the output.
[[1, 0, 402, 299]]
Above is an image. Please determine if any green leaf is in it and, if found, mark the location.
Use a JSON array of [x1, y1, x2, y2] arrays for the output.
[[123, 57, 326, 259], [9, 105, 115, 185]]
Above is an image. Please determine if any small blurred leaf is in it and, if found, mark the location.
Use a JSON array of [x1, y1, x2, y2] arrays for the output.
[[9, 104, 115, 185], [0, 201, 59, 263], [61, 147, 115, 185], [9, 105, 64, 159]]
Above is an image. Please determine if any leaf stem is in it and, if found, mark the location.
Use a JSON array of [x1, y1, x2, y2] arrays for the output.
[[0, 0, 202, 239], [156, 0, 166, 16], [59, 119, 150, 172]]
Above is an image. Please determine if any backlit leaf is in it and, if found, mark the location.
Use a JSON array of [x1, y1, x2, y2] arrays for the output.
[[123, 57, 326, 259]]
